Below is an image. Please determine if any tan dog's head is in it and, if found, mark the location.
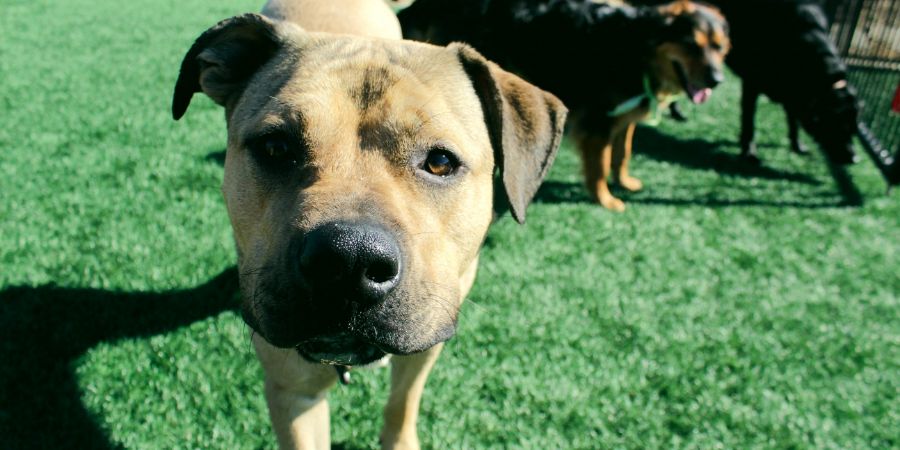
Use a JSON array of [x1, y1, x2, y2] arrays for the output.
[[652, 0, 730, 103], [173, 14, 565, 365]]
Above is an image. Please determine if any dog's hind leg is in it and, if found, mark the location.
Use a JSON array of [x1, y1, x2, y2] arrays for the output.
[[253, 334, 337, 450], [612, 122, 642, 192], [739, 82, 762, 164], [381, 343, 444, 450], [786, 109, 810, 155], [576, 133, 625, 212]]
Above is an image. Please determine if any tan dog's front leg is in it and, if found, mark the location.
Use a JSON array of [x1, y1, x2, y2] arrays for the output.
[[381, 343, 444, 450], [253, 334, 338, 450], [612, 122, 642, 192]]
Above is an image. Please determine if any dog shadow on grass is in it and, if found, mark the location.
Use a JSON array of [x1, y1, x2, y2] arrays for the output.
[[0, 266, 371, 450], [0, 268, 239, 449], [206, 149, 227, 165], [536, 127, 863, 208]]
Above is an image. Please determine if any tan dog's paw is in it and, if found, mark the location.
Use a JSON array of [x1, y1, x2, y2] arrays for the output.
[[619, 175, 643, 192], [598, 192, 626, 212]]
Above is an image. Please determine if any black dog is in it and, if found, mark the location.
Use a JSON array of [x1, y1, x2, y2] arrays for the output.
[[637, 0, 860, 165], [400, 0, 730, 211]]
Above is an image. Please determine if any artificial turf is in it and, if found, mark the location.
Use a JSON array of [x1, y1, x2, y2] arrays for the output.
[[0, 0, 897, 448]]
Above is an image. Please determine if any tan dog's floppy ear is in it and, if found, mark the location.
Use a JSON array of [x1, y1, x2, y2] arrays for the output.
[[454, 44, 567, 224], [172, 13, 284, 120]]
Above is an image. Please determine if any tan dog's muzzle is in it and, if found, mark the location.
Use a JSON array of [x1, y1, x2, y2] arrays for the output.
[[246, 218, 443, 366]]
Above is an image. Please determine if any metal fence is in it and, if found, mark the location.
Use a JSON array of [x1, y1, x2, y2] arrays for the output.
[[827, 0, 900, 185]]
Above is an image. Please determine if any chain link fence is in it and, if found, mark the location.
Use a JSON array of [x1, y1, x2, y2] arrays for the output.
[[826, 0, 900, 185]]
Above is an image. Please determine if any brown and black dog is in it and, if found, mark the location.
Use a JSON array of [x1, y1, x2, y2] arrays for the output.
[[635, 0, 860, 166], [172, 0, 565, 448], [401, 0, 731, 211]]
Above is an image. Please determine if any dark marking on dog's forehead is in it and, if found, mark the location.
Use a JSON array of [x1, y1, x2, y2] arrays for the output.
[[358, 117, 415, 162], [349, 66, 399, 110], [356, 107, 448, 170]]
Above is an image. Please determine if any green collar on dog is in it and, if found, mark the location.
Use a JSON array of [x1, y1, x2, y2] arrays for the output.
[[607, 74, 661, 126]]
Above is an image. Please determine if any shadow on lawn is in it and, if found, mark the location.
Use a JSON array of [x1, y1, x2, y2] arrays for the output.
[[0, 268, 239, 449], [635, 127, 825, 184], [206, 149, 226, 166], [536, 127, 863, 208]]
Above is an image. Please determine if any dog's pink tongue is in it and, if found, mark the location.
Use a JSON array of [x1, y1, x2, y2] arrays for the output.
[[692, 88, 712, 104]]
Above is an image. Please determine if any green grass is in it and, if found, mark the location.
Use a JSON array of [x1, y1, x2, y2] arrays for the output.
[[1, 0, 897, 448]]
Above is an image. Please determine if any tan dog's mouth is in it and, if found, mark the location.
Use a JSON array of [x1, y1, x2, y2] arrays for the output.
[[244, 284, 458, 365], [295, 332, 387, 366]]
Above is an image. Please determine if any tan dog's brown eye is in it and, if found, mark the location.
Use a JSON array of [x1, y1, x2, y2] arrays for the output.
[[423, 149, 458, 177], [264, 139, 290, 158], [247, 134, 301, 171]]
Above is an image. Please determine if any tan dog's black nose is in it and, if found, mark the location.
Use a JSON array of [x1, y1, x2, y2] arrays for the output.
[[299, 222, 402, 304]]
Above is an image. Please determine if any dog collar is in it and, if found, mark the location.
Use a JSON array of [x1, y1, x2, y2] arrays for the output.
[[607, 75, 660, 125]]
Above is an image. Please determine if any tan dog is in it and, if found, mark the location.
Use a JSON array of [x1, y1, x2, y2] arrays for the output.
[[171, 0, 566, 448]]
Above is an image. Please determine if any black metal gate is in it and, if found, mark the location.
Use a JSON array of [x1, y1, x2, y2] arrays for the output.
[[827, 0, 900, 186]]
